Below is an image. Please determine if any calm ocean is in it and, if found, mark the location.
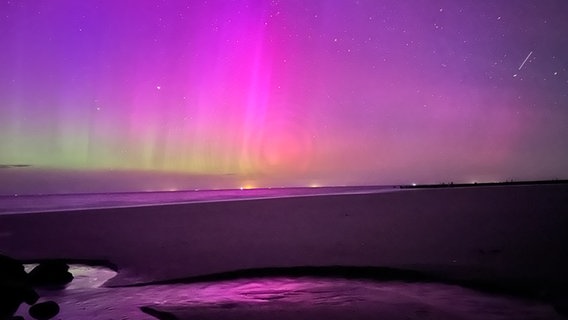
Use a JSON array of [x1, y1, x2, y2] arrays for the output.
[[0, 185, 400, 214]]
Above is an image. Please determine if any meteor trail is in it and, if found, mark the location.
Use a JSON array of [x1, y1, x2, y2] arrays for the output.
[[518, 51, 533, 70]]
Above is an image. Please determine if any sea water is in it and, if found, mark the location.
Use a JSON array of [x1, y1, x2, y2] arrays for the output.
[[0, 185, 399, 214]]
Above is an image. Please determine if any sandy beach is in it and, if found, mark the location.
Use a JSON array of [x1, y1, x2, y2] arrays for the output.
[[2, 184, 568, 319]]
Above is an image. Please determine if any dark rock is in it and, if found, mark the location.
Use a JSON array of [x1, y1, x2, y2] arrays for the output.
[[29, 260, 73, 288], [22, 288, 40, 305], [29, 301, 60, 320], [0, 295, 23, 319], [0, 254, 38, 318], [9, 316, 25, 320], [3, 285, 40, 306], [0, 255, 27, 282]]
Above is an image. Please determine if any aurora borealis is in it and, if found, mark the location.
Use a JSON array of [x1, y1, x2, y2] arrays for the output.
[[1, 0, 567, 193]]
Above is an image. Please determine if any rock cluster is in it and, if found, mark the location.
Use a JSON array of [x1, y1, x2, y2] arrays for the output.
[[0, 254, 73, 319], [28, 260, 73, 288]]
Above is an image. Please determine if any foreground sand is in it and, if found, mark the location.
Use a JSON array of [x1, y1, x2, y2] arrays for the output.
[[2, 184, 568, 318]]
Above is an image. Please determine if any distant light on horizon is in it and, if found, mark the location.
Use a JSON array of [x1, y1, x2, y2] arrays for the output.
[[240, 183, 256, 190]]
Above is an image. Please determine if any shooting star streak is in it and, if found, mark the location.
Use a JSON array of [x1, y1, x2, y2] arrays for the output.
[[518, 51, 533, 70]]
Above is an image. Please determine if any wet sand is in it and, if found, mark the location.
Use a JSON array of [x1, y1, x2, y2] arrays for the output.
[[18, 272, 564, 320]]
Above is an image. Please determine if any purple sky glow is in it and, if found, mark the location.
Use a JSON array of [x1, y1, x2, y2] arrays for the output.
[[1, 0, 567, 193]]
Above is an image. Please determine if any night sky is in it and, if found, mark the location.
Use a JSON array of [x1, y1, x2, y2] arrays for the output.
[[1, 0, 567, 193]]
